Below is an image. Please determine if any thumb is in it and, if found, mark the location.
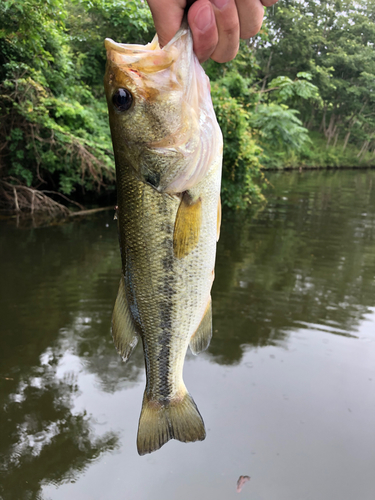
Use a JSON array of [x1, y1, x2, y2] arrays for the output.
[[147, 0, 187, 47]]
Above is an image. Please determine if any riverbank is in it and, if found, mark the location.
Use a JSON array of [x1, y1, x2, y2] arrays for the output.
[[261, 133, 374, 171], [1, 157, 374, 225]]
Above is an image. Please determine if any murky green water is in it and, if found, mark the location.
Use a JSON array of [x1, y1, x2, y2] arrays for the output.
[[1, 170, 375, 500]]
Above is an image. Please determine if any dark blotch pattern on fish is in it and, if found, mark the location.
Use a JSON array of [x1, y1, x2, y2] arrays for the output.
[[158, 272, 176, 402]]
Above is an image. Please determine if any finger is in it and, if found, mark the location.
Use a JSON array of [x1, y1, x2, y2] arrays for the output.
[[210, 0, 240, 63], [235, 0, 264, 39], [146, 0, 186, 47], [188, 0, 218, 62]]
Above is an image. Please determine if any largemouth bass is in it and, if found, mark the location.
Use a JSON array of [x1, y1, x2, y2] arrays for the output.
[[104, 23, 223, 455]]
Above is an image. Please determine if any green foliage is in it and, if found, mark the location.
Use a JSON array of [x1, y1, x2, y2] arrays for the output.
[[1, 69, 114, 197], [209, 68, 317, 206], [261, 0, 375, 154], [267, 73, 320, 104], [66, 0, 154, 89], [0, 0, 117, 203], [251, 104, 310, 151], [0, 0, 157, 207], [212, 81, 264, 209], [1, 0, 373, 213], [300, 133, 374, 169], [264, 132, 375, 170]]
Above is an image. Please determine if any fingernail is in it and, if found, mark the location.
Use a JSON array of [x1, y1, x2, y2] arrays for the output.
[[211, 0, 230, 9], [194, 4, 214, 32]]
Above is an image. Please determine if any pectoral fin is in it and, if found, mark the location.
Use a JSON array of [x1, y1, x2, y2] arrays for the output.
[[173, 192, 202, 259], [189, 300, 212, 355], [217, 196, 221, 242], [112, 278, 139, 361]]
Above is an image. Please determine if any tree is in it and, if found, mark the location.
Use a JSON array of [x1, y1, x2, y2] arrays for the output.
[[260, 0, 375, 152]]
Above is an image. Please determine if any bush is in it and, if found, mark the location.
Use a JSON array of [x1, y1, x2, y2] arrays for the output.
[[212, 80, 265, 209]]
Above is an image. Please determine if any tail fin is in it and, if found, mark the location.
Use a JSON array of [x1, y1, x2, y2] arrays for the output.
[[137, 391, 206, 455]]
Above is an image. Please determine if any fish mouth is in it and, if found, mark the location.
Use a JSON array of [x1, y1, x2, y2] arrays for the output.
[[105, 23, 189, 54], [104, 30, 188, 72], [104, 37, 160, 54]]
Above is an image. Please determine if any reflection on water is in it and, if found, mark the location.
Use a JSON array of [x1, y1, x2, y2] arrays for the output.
[[212, 170, 375, 364], [0, 170, 375, 500], [0, 219, 124, 499]]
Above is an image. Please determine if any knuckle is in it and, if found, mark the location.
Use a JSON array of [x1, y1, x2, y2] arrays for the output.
[[222, 23, 239, 39], [211, 41, 239, 63]]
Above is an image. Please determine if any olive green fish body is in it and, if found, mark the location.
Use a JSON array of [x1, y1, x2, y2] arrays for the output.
[[105, 25, 222, 455]]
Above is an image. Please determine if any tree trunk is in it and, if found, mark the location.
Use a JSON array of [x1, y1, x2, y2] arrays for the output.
[[358, 134, 375, 158], [319, 104, 327, 134], [343, 131, 351, 151], [326, 113, 336, 141], [357, 140, 369, 158], [327, 114, 342, 147]]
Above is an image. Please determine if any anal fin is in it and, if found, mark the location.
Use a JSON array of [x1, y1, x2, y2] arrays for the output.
[[173, 191, 202, 259], [190, 299, 212, 355], [112, 277, 138, 361]]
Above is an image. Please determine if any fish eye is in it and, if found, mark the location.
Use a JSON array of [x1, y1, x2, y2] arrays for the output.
[[112, 88, 133, 111]]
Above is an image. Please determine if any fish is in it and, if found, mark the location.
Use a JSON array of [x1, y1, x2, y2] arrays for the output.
[[104, 22, 223, 455]]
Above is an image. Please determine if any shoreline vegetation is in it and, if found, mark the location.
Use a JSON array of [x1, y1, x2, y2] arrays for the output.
[[262, 133, 375, 171], [1, 0, 374, 218]]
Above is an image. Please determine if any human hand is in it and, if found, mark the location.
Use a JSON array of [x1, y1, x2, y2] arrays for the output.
[[146, 0, 278, 63]]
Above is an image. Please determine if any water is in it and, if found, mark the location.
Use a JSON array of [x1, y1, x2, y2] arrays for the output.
[[0, 170, 374, 500]]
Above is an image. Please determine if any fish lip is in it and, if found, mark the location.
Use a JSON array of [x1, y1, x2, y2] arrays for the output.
[[104, 26, 189, 55], [104, 38, 150, 54]]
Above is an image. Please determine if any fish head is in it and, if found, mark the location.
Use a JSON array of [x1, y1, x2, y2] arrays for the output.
[[104, 27, 222, 193]]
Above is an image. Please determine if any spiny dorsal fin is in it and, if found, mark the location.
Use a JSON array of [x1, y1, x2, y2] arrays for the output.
[[112, 278, 139, 361], [190, 299, 212, 355], [137, 391, 206, 455], [173, 191, 202, 259]]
